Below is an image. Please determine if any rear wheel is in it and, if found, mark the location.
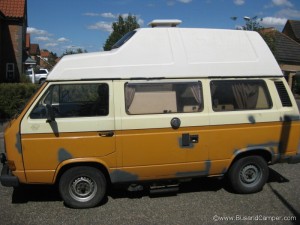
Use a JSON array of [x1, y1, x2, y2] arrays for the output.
[[228, 155, 269, 194], [59, 166, 107, 208]]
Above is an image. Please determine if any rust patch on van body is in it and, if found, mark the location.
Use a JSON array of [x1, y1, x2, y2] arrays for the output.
[[15, 132, 22, 154], [58, 148, 73, 163], [110, 169, 139, 183], [176, 160, 211, 178]]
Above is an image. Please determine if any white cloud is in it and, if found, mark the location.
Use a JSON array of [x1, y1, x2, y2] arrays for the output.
[[27, 27, 49, 36], [34, 36, 51, 42], [276, 8, 300, 18], [57, 37, 69, 42], [233, 0, 245, 6], [87, 21, 112, 32], [45, 43, 58, 47], [84, 12, 118, 19], [167, 1, 175, 6], [260, 17, 287, 27], [66, 45, 83, 50], [272, 0, 293, 7], [83, 12, 100, 17], [101, 12, 117, 19], [177, 0, 192, 3], [137, 18, 144, 26]]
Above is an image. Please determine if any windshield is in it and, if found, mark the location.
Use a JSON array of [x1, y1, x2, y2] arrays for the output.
[[111, 31, 136, 49]]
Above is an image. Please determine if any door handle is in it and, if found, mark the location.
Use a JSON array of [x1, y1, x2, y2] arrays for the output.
[[99, 131, 114, 137], [190, 135, 199, 143], [182, 133, 199, 147]]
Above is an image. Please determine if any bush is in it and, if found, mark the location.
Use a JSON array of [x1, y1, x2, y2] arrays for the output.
[[0, 83, 39, 119]]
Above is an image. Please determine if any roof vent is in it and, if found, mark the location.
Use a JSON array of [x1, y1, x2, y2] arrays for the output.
[[148, 19, 182, 28]]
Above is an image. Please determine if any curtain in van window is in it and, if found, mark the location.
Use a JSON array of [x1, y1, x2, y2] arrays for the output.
[[125, 85, 136, 112], [190, 83, 202, 107], [232, 82, 259, 109]]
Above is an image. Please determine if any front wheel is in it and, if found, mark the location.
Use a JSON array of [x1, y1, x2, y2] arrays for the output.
[[59, 166, 107, 208], [228, 155, 269, 194]]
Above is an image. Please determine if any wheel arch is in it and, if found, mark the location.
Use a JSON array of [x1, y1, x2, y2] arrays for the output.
[[228, 148, 273, 172], [54, 160, 112, 186]]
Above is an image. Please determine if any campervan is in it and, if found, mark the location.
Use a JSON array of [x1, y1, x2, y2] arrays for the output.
[[1, 20, 299, 208]]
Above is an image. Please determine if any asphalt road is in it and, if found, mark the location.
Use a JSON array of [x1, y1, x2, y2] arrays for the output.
[[0, 136, 299, 225]]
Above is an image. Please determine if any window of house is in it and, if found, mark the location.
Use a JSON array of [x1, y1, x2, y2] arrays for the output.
[[6, 63, 15, 81], [210, 80, 272, 111], [30, 83, 109, 119], [125, 82, 203, 115]]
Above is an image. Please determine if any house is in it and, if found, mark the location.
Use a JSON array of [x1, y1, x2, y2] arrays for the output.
[[0, 0, 27, 82], [24, 33, 36, 67], [282, 20, 300, 43], [29, 43, 40, 66], [273, 20, 300, 92], [39, 50, 52, 69]]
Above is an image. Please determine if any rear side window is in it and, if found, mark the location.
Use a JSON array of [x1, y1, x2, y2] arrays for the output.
[[30, 83, 109, 119], [211, 80, 272, 111], [125, 82, 203, 115], [111, 31, 136, 49]]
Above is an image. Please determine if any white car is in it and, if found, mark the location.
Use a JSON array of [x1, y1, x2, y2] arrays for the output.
[[26, 68, 49, 84]]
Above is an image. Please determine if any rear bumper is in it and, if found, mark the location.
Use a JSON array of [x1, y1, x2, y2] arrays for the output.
[[0, 164, 19, 187]]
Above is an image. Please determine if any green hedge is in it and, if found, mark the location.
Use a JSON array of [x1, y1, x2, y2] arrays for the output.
[[0, 83, 39, 119]]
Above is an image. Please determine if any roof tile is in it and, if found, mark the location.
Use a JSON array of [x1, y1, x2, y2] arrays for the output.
[[0, 0, 25, 18], [274, 31, 300, 64], [289, 20, 300, 41]]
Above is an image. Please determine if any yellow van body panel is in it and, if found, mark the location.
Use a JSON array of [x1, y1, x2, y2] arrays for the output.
[[3, 83, 48, 183], [112, 121, 300, 182], [21, 132, 117, 183], [15, 120, 300, 184]]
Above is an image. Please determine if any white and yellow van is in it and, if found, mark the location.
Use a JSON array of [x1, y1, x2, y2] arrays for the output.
[[1, 20, 300, 208]]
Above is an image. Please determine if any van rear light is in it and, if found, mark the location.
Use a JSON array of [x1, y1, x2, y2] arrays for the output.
[[7, 160, 16, 171]]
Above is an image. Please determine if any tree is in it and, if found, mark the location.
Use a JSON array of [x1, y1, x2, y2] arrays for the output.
[[48, 51, 58, 68], [62, 48, 87, 56], [242, 16, 263, 31], [239, 16, 276, 54], [103, 14, 140, 51]]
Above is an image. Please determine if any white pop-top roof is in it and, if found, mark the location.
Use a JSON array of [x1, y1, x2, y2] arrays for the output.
[[47, 26, 283, 81]]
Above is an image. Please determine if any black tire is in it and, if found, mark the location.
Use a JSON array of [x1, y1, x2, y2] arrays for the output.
[[59, 166, 107, 208], [39, 78, 46, 84], [228, 155, 269, 194]]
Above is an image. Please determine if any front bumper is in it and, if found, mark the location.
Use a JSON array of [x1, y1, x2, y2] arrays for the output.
[[0, 163, 19, 187]]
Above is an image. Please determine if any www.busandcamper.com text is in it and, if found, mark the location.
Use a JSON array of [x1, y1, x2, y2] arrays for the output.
[[213, 214, 296, 222]]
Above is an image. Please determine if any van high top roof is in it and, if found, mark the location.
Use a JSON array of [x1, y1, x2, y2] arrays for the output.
[[47, 22, 283, 81]]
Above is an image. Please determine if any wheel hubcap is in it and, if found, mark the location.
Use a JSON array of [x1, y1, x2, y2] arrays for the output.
[[69, 176, 97, 202], [240, 164, 261, 185]]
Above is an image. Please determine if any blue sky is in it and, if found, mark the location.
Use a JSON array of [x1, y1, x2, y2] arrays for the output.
[[27, 0, 300, 56]]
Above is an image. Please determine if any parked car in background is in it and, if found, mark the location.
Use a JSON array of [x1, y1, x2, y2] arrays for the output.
[[26, 68, 49, 84]]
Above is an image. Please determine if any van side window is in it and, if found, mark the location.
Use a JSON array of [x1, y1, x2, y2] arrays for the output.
[[30, 83, 109, 119], [125, 82, 203, 115], [210, 80, 272, 111]]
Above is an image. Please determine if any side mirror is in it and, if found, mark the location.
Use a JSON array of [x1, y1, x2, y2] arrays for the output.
[[46, 104, 55, 123]]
